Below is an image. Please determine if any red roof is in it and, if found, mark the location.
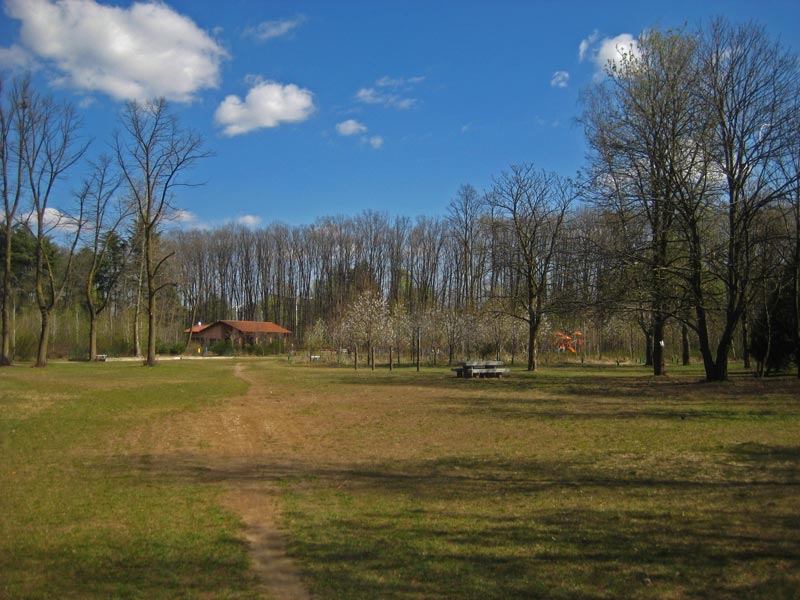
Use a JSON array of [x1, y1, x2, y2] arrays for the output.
[[184, 320, 292, 335], [220, 320, 292, 335]]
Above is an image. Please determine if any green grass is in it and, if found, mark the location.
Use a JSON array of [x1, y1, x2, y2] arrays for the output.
[[0, 360, 258, 599], [252, 361, 800, 600], [2, 359, 799, 599]]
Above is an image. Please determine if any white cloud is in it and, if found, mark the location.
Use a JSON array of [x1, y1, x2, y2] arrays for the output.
[[336, 119, 368, 136], [163, 209, 211, 230], [0, 44, 35, 70], [550, 71, 569, 88], [355, 75, 424, 109], [171, 209, 199, 224], [334, 119, 382, 149], [165, 210, 265, 230], [375, 75, 425, 89], [20, 207, 79, 234], [5, 0, 226, 102], [45, 207, 80, 233], [594, 33, 639, 74], [236, 214, 262, 228], [215, 78, 315, 136], [355, 87, 382, 104], [579, 30, 599, 62], [245, 15, 306, 42], [579, 31, 639, 79]]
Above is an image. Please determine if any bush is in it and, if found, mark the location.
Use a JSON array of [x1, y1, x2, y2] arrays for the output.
[[13, 331, 37, 361], [210, 340, 234, 356]]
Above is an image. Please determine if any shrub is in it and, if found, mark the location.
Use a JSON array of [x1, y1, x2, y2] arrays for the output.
[[210, 340, 234, 356]]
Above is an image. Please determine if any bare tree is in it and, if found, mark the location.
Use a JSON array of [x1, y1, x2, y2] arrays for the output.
[[581, 28, 711, 376], [447, 184, 488, 310], [21, 87, 88, 367], [81, 155, 128, 361], [695, 18, 800, 380], [1, 76, 30, 365], [488, 164, 575, 371], [115, 98, 207, 366]]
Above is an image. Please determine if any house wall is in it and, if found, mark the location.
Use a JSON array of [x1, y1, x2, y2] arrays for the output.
[[199, 323, 229, 343]]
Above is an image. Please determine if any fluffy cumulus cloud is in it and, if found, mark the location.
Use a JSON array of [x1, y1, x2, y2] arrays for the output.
[[245, 15, 306, 42], [367, 135, 383, 149], [3, 0, 226, 102], [214, 78, 315, 136], [335, 119, 368, 136], [579, 30, 639, 79], [355, 75, 425, 110], [550, 71, 569, 88]]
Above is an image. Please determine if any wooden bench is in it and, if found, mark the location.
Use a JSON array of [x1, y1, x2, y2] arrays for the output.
[[96, 354, 107, 362], [452, 361, 509, 379]]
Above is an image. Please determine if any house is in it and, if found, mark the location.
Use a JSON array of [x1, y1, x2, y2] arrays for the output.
[[186, 320, 292, 348]]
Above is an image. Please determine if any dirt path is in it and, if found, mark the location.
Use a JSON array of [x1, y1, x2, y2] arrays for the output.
[[222, 364, 311, 600], [121, 362, 311, 600]]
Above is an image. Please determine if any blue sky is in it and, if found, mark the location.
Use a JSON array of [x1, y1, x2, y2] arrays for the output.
[[2, 0, 799, 228]]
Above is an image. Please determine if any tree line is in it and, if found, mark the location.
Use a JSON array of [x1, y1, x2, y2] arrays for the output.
[[1, 18, 799, 379]]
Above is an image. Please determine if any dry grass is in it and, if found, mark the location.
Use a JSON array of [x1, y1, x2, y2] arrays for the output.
[[2, 358, 799, 599], [240, 361, 800, 600]]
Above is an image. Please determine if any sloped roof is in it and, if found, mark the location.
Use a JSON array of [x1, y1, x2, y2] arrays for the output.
[[220, 320, 292, 335], [184, 323, 213, 333]]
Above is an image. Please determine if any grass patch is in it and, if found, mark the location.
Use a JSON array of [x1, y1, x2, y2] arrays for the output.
[[249, 361, 800, 599], [0, 360, 259, 599]]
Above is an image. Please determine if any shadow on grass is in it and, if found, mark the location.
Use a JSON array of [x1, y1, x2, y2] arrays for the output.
[[431, 394, 800, 422], [99, 442, 800, 600], [322, 364, 800, 401], [2, 537, 257, 600]]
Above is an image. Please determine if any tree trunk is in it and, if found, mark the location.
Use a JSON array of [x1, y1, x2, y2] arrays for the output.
[[184, 302, 198, 354], [794, 198, 800, 378], [146, 289, 157, 366], [644, 330, 653, 366], [711, 329, 734, 381], [89, 312, 97, 362], [1, 226, 12, 366], [527, 315, 536, 372], [681, 323, 690, 366], [389, 345, 393, 371], [741, 311, 750, 369], [652, 314, 666, 376], [416, 329, 420, 372], [371, 346, 375, 371], [133, 282, 142, 357], [35, 309, 49, 367], [354, 345, 358, 370]]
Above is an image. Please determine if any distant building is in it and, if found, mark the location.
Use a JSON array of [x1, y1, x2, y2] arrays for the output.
[[185, 320, 292, 347]]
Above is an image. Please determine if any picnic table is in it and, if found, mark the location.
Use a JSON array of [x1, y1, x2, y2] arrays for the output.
[[451, 360, 509, 379]]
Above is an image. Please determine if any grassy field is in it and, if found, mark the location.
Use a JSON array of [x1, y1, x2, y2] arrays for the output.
[[0, 360, 258, 599], [2, 358, 799, 599]]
